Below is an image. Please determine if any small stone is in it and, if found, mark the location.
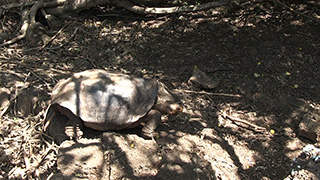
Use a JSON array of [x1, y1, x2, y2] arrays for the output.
[[188, 68, 220, 89], [235, 78, 256, 96], [299, 117, 320, 142], [16, 87, 49, 117], [0, 87, 10, 110]]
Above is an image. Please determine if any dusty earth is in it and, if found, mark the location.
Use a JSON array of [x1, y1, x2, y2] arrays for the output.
[[1, 1, 320, 179]]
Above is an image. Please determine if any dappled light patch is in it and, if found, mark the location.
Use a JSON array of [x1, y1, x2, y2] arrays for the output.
[[101, 132, 160, 178], [56, 139, 105, 179]]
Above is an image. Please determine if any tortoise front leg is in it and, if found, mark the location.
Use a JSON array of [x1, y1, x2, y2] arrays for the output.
[[141, 109, 161, 139], [56, 104, 84, 141], [64, 117, 84, 141], [126, 109, 161, 139]]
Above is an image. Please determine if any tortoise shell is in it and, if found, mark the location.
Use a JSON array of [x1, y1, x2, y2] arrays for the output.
[[50, 69, 158, 131]]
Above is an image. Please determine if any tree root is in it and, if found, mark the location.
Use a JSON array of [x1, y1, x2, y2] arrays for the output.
[[111, 0, 232, 15], [0, 0, 68, 47], [0, 2, 35, 11], [0, 8, 29, 47], [1, 0, 232, 46]]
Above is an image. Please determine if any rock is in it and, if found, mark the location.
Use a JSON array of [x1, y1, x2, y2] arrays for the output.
[[0, 71, 24, 88], [284, 144, 320, 180], [298, 112, 320, 142], [72, 59, 92, 70], [16, 87, 49, 117], [57, 139, 105, 179], [0, 87, 10, 112], [188, 68, 220, 89], [235, 79, 256, 96]]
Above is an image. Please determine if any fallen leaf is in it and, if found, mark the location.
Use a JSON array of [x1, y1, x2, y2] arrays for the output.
[[254, 73, 260, 77], [270, 129, 275, 134]]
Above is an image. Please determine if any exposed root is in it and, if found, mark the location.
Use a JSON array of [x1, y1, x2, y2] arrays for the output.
[[111, 0, 232, 14], [0, 8, 30, 47], [1, 0, 232, 46], [0, 0, 68, 47], [0, 2, 34, 10]]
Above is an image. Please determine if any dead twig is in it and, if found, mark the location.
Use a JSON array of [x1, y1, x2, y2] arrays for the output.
[[297, 31, 320, 41], [45, 173, 54, 180], [45, 27, 79, 50], [26, 142, 55, 177], [175, 89, 242, 98], [23, 139, 32, 179], [222, 111, 266, 133], [0, 86, 29, 118], [27, 69, 52, 91], [40, 22, 70, 50]]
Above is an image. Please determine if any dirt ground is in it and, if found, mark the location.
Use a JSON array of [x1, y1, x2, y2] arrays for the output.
[[0, 1, 320, 179]]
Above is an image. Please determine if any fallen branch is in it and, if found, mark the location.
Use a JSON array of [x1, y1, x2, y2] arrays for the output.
[[175, 89, 242, 98], [222, 111, 266, 133]]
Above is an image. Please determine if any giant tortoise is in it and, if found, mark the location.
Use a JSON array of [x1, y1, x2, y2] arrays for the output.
[[44, 69, 182, 142]]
